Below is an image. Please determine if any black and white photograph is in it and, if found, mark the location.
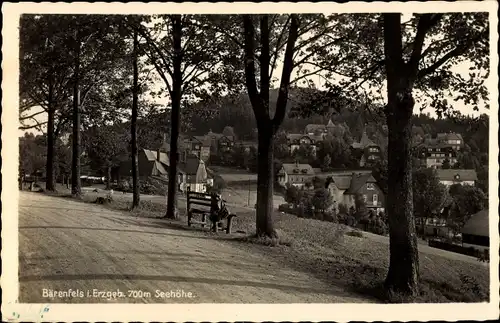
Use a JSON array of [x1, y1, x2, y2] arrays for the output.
[[1, 1, 498, 321]]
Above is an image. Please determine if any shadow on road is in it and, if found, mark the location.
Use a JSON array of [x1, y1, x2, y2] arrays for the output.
[[19, 225, 215, 241]]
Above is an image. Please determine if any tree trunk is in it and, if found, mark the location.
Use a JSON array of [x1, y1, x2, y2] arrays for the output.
[[383, 13, 419, 297], [106, 166, 112, 190], [255, 126, 277, 238], [71, 31, 82, 197], [131, 28, 141, 209], [384, 100, 419, 296], [45, 84, 56, 191], [165, 15, 182, 219]]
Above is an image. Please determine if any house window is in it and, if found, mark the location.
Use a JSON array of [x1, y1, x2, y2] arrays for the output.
[[366, 183, 374, 190], [373, 194, 378, 204], [363, 194, 367, 202]]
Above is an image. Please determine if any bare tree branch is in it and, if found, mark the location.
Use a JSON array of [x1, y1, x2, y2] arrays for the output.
[[407, 14, 443, 78], [272, 14, 300, 130], [417, 31, 486, 78], [19, 109, 46, 121]]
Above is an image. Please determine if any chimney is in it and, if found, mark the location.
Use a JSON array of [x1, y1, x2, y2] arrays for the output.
[[157, 149, 161, 161]]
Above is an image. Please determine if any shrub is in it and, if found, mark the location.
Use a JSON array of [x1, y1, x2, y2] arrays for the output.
[[338, 203, 349, 215], [311, 188, 333, 212], [323, 210, 336, 222]]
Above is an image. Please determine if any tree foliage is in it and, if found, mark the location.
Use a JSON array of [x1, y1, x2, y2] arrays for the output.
[[448, 184, 487, 231], [412, 168, 449, 219]]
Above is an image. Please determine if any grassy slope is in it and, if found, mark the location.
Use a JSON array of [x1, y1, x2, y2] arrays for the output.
[[45, 186, 489, 303]]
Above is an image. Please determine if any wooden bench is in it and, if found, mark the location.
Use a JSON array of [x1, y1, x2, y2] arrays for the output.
[[186, 191, 236, 234]]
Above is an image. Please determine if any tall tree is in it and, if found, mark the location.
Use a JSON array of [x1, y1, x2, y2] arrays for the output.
[[136, 15, 226, 219], [241, 14, 300, 237], [291, 12, 489, 295], [381, 13, 489, 296], [19, 15, 73, 191], [65, 15, 129, 197], [208, 14, 347, 237], [131, 26, 141, 208]]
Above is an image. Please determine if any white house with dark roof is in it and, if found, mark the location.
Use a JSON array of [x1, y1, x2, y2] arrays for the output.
[[178, 155, 211, 193], [436, 169, 477, 187], [437, 132, 464, 151], [286, 133, 323, 156], [324, 172, 385, 213], [277, 162, 315, 187]]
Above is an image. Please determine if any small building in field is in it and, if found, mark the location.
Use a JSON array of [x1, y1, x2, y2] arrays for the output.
[[415, 217, 453, 238], [436, 169, 477, 187], [178, 155, 212, 193], [461, 209, 489, 252]]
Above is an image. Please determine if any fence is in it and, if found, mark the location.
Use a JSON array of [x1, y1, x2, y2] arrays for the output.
[[428, 239, 489, 259]]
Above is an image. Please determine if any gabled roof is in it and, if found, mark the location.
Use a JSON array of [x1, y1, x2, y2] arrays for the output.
[[153, 160, 168, 175], [436, 169, 478, 182], [143, 148, 170, 166], [189, 135, 211, 146], [206, 131, 234, 142], [327, 119, 335, 127], [327, 175, 352, 190], [437, 132, 464, 142], [305, 124, 326, 134], [344, 173, 377, 194], [282, 163, 315, 175], [461, 209, 488, 237], [351, 130, 378, 149]]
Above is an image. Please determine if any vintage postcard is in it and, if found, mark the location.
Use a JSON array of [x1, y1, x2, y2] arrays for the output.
[[1, 1, 499, 321]]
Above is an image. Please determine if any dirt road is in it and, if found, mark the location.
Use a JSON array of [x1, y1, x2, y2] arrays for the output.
[[19, 192, 372, 303]]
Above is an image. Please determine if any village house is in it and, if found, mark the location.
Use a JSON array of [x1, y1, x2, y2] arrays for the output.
[[205, 130, 235, 155], [178, 155, 212, 193], [304, 119, 336, 137], [117, 139, 211, 193], [415, 217, 453, 239], [350, 130, 382, 167], [277, 162, 315, 188], [181, 135, 211, 162], [414, 143, 458, 168], [286, 133, 323, 156], [437, 132, 464, 151], [324, 172, 385, 214], [435, 169, 477, 187]]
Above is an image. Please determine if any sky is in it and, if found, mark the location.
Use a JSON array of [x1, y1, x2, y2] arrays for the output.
[[18, 12, 492, 137]]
